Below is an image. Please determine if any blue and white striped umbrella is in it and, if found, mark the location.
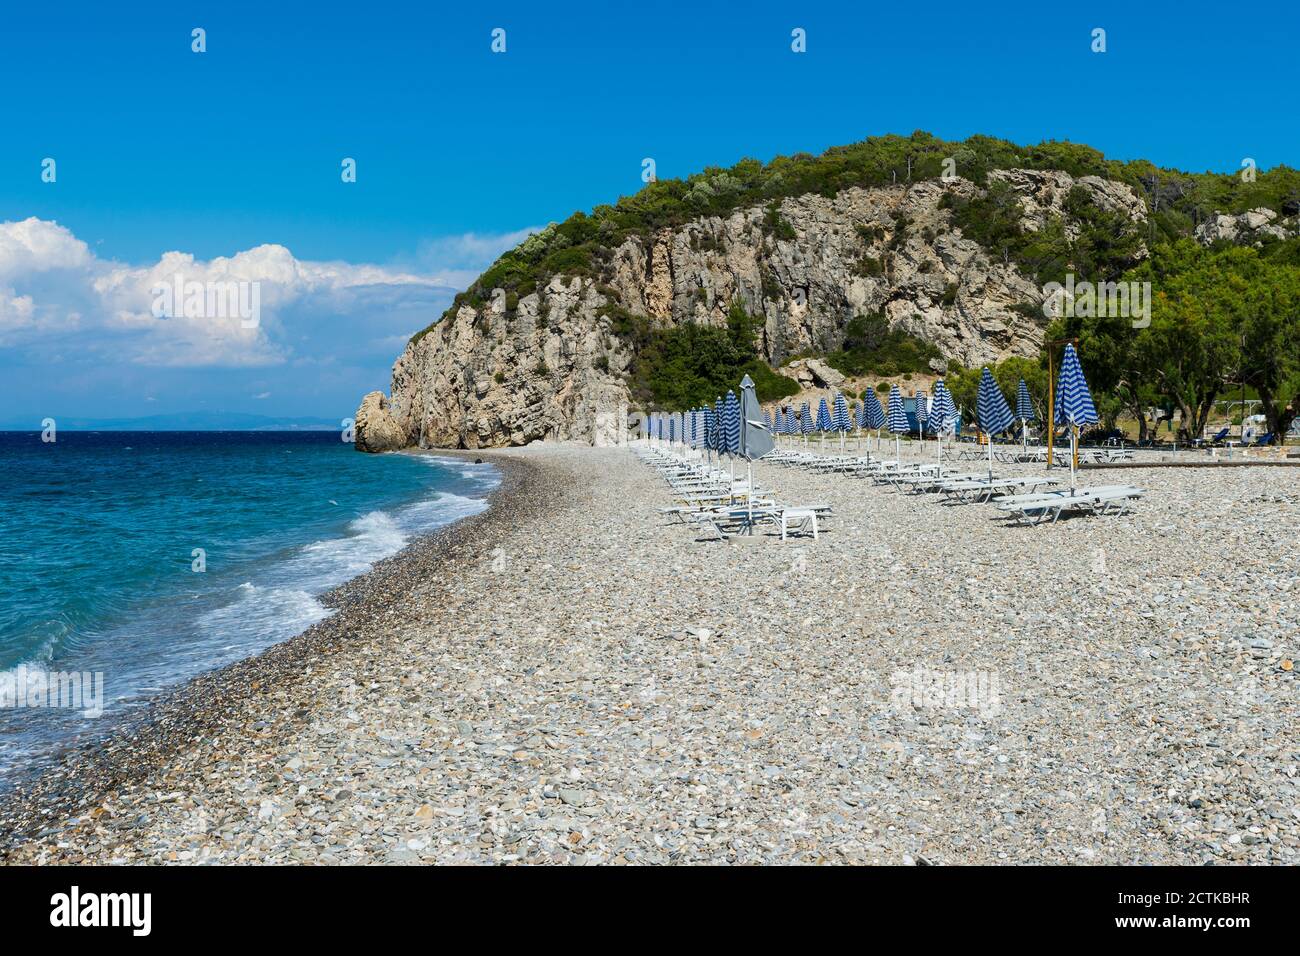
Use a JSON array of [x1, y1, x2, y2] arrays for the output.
[[1015, 379, 1034, 455], [830, 392, 852, 451], [929, 380, 956, 435], [688, 409, 698, 449], [929, 380, 957, 473], [815, 397, 833, 433], [831, 393, 852, 432], [886, 384, 909, 435], [977, 367, 1015, 479], [713, 398, 725, 452], [862, 389, 886, 430], [762, 409, 772, 432], [656, 414, 664, 442], [774, 407, 787, 435], [799, 402, 814, 436], [724, 390, 741, 456], [1016, 379, 1035, 422], [668, 416, 676, 444], [1054, 344, 1099, 427], [977, 368, 1014, 436], [1054, 343, 1099, 487], [886, 384, 909, 460], [915, 391, 929, 430], [703, 406, 716, 455]]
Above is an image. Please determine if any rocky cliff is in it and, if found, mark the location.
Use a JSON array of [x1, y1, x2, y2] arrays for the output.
[[358, 169, 1148, 450]]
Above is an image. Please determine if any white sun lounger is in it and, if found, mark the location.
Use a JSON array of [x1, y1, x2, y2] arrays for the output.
[[996, 485, 1146, 524], [938, 475, 1061, 503]]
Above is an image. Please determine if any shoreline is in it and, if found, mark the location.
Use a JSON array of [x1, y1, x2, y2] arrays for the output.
[[0, 446, 550, 857]]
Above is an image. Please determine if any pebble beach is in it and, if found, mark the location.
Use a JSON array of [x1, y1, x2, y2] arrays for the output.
[[1, 442, 1297, 865]]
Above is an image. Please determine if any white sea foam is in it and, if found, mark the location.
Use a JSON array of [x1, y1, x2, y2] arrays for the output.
[[198, 582, 332, 644]]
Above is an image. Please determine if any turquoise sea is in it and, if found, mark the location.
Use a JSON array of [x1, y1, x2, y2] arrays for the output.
[[0, 431, 497, 784]]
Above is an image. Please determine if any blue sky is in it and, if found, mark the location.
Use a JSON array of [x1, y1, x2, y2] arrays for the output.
[[2, 0, 1297, 421]]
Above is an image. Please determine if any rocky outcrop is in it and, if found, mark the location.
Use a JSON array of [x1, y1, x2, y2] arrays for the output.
[[359, 170, 1149, 450], [786, 358, 846, 390], [1195, 207, 1297, 246], [353, 391, 407, 453]]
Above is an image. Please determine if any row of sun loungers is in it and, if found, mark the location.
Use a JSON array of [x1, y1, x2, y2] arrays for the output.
[[639, 448, 833, 541], [986, 447, 1134, 466], [766, 450, 1145, 525]]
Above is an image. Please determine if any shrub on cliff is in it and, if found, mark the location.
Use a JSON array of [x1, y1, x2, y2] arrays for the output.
[[620, 300, 798, 409], [824, 313, 942, 378]]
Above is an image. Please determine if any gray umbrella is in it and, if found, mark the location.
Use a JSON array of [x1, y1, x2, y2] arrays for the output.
[[737, 374, 774, 531]]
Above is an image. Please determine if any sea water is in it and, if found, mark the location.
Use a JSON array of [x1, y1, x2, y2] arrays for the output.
[[0, 431, 497, 785]]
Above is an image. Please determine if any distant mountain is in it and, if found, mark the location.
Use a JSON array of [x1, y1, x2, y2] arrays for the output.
[[0, 412, 342, 431]]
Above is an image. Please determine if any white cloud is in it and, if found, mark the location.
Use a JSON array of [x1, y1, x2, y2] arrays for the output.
[[0, 218, 527, 367], [0, 218, 92, 279]]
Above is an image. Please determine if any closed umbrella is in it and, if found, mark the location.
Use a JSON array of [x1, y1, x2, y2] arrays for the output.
[[1054, 343, 1100, 489], [724, 390, 741, 483], [704, 406, 717, 464], [737, 373, 775, 530], [1016, 378, 1035, 458], [831, 392, 852, 453], [815, 397, 832, 450], [915, 390, 929, 451], [861, 388, 886, 454], [928, 380, 957, 476], [977, 367, 1015, 482], [799, 402, 814, 447], [717, 398, 728, 465], [886, 384, 909, 461]]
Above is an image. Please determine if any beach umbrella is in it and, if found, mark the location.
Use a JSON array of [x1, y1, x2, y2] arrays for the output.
[[703, 406, 717, 463], [724, 391, 741, 455], [1054, 343, 1100, 489], [737, 374, 775, 529], [717, 400, 728, 463], [928, 380, 957, 476], [831, 392, 852, 453], [1016, 378, 1035, 457], [977, 367, 1015, 482], [861, 388, 886, 454], [723, 389, 741, 483], [886, 384, 909, 461], [776, 407, 789, 446], [668, 415, 676, 445], [762, 409, 773, 433], [815, 396, 832, 450], [914, 390, 929, 453], [799, 402, 814, 446]]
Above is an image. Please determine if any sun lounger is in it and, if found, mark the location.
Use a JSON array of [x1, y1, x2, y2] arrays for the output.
[[938, 475, 1061, 503], [995, 485, 1145, 524]]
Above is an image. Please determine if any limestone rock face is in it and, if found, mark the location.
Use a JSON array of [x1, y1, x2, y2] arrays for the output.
[[1195, 207, 1296, 246], [353, 391, 407, 453], [362, 170, 1150, 449]]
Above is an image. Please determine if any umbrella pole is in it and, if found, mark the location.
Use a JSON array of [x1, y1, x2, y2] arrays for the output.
[[1070, 426, 1078, 490], [747, 461, 754, 534], [988, 431, 994, 483]]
